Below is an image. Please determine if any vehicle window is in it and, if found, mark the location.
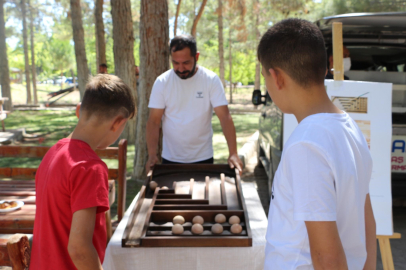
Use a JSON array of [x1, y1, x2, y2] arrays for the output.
[[347, 46, 406, 72]]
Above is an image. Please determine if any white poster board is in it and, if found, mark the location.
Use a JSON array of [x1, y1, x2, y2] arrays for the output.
[[283, 80, 393, 235]]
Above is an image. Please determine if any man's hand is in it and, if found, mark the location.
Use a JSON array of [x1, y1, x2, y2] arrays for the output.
[[68, 207, 103, 270], [145, 155, 159, 174], [228, 153, 243, 175]]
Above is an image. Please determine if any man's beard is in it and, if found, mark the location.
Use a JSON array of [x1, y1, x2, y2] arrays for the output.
[[175, 59, 196, 80]]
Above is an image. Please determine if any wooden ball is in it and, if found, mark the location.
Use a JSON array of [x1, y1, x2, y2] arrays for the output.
[[211, 223, 223, 234], [214, 214, 226, 223], [192, 215, 204, 225], [191, 224, 204, 235], [230, 224, 243, 234], [149, 181, 158, 190], [173, 215, 185, 225], [172, 224, 184, 235], [229, 215, 240, 225], [161, 186, 169, 190]]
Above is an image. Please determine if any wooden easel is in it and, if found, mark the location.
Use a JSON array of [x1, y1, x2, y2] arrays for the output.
[[332, 22, 401, 270]]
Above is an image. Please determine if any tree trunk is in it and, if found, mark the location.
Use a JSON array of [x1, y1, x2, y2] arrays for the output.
[[28, 0, 37, 104], [228, 32, 232, 104], [21, 0, 32, 104], [95, 0, 106, 68], [111, 0, 138, 144], [217, 0, 225, 88], [254, 0, 261, 90], [133, 0, 169, 180], [190, 0, 207, 37], [0, 0, 11, 110], [174, 0, 181, 37], [71, 69, 76, 90], [70, 0, 89, 100]]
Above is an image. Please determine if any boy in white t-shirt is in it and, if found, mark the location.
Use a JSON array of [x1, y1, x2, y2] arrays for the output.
[[258, 19, 376, 269]]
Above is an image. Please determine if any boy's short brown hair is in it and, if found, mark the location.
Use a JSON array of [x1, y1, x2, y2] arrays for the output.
[[257, 18, 327, 88], [81, 74, 136, 119]]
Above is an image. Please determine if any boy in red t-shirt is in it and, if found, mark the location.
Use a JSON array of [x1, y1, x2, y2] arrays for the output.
[[30, 74, 136, 270]]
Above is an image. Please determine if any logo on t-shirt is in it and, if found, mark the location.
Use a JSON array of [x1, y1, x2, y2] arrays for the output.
[[196, 91, 204, 98]]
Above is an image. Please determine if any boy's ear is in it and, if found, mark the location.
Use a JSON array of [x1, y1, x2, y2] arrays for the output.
[[269, 68, 284, 90], [195, 52, 200, 62], [111, 115, 128, 132], [75, 103, 81, 119]]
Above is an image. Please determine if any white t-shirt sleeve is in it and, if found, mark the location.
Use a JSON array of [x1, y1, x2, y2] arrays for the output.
[[209, 75, 228, 108], [148, 79, 165, 109], [283, 142, 337, 222]]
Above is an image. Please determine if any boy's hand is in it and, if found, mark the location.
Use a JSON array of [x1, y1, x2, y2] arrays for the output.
[[145, 155, 159, 174], [305, 221, 348, 270], [68, 207, 103, 270], [228, 153, 243, 175]]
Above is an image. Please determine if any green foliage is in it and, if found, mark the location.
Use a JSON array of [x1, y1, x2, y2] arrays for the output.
[[4, 0, 406, 84]]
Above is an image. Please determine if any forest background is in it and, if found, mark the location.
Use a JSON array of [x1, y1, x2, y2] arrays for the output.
[[1, 0, 405, 182], [4, 0, 405, 88]]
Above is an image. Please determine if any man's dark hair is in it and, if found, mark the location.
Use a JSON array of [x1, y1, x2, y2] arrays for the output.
[[99, 63, 108, 68], [170, 35, 197, 56], [81, 74, 136, 119], [257, 19, 327, 88]]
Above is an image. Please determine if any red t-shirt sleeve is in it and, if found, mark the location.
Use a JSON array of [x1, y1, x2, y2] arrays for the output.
[[69, 160, 110, 214]]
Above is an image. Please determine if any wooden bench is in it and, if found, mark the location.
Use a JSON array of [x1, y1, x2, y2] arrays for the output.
[[0, 234, 30, 270], [0, 139, 128, 241]]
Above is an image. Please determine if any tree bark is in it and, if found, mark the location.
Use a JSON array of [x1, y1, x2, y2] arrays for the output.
[[111, 0, 138, 144], [228, 32, 232, 104], [70, 0, 89, 100], [28, 0, 37, 104], [190, 0, 207, 37], [21, 0, 32, 104], [0, 0, 11, 110], [217, 0, 225, 88], [95, 0, 106, 68], [133, 0, 169, 180], [254, 0, 261, 90], [174, 0, 181, 37]]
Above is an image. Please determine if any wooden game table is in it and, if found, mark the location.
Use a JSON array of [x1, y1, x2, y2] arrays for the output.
[[103, 182, 268, 270], [0, 180, 116, 234]]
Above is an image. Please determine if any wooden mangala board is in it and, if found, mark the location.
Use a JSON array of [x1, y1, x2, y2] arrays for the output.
[[122, 164, 252, 247]]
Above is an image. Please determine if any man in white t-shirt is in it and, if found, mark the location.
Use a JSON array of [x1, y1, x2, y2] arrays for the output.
[[257, 19, 376, 269], [146, 35, 242, 173]]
